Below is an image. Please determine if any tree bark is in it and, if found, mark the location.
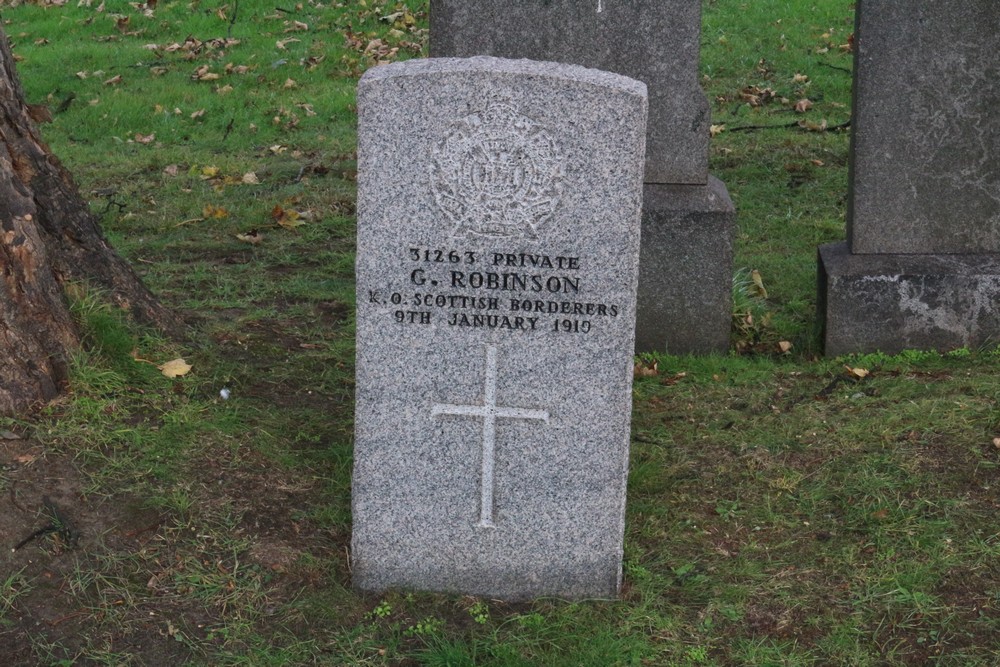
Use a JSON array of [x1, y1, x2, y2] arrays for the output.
[[0, 27, 180, 415]]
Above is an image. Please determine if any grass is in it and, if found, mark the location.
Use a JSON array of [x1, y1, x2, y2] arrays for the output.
[[0, 0, 997, 665]]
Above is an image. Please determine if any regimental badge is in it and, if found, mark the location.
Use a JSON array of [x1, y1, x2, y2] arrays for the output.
[[431, 99, 564, 239]]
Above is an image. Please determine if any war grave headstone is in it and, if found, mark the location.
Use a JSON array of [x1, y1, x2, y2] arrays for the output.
[[431, 0, 736, 355], [351, 57, 648, 599], [819, 0, 1000, 354]]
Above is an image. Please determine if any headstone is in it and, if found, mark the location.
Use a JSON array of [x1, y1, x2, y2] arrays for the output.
[[351, 57, 647, 600], [819, 0, 1000, 354], [431, 1, 705, 185], [431, 0, 736, 355]]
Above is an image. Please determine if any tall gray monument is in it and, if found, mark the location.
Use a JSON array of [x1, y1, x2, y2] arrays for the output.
[[352, 57, 647, 599], [819, 0, 1000, 354], [431, 0, 736, 354]]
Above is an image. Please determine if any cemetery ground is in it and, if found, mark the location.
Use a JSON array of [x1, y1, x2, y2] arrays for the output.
[[0, 0, 997, 664]]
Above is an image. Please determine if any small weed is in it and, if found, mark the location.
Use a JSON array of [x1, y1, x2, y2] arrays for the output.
[[467, 599, 489, 625], [405, 616, 445, 637], [367, 599, 393, 620]]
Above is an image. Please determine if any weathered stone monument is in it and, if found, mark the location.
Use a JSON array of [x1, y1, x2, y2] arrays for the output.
[[819, 0, 1000, 354], [351, 57, 647, 599], [430, 0, 736, 354]]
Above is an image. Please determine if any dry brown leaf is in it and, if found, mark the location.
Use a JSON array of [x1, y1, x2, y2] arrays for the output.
[[992, 437, 1000, 450], [203, 204, 229, 219], [778, 341, 793, 353], [633, 359, 659, 378], [276, 38, 301, 50], [163, 164, 179, 176], [241, 171, 260, 184], [159, 358, 192, 378], [794, 98, 813, 113], [134, 132, 155, 144], [798, 119, 828, 132], [103, 74, 123, 86], [844, 365, 869, 380], [236, 230, 263, 245], [710, 124, 726, 137], [792, 72, 809, 84]]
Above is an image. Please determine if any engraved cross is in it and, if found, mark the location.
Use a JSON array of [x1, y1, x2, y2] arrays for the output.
[[431, 344, 549, 529]]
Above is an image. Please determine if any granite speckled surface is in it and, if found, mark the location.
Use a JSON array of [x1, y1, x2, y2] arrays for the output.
[[430, 0, 736, 355], [352, 57, 647, 600], [430, 0, 707, 186]]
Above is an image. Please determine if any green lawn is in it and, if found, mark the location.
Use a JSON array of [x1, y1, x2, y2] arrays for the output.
[[0, 1, 997, 665]]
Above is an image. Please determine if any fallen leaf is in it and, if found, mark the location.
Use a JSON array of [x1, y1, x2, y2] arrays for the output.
[[811, 159, 825, 167], [750, 269, 768, 298], [276, 38, 301, 50], [159, 358, 192, 378], [15, 453, 36, 464], [794, 98, 813, 113], [633, 359, 658, 378], [236, 230, 263, 245], [163, 164, 179, 176], [798, 119, 828, 132], [792, 72, 809, 84], [283, 78, 297, 89], [103, 74, 123, 86], [778, 341, 793, 353], [844, 365, 869, 380], [190, 108, 206, 119], [992, 437, 1000, 450], [202, 204, 229, 219], [134, 132, 155, 144], [241, 171, 260, 184], [660, 371, 688, 386], [710, 124, 726, 137], [272, 205, 305, 229]]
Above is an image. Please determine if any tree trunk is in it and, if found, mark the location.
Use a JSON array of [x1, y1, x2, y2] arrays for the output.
[[0, 27, 180, 415]]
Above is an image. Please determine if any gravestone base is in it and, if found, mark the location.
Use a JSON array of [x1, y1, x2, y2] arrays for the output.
[[636, 177, 736, 354], [819, 241, 1000, 355]]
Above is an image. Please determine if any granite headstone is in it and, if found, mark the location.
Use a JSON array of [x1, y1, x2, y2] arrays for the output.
[[819, 0, 1000, 354], [352, 57, 647, 600], [431, 0, 705, 185], [431, 0, 736, 355]]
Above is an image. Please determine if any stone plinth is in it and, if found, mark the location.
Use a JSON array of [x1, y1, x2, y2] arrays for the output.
[[820, 242, 1000, 355], [636, 178, 735, 354]]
